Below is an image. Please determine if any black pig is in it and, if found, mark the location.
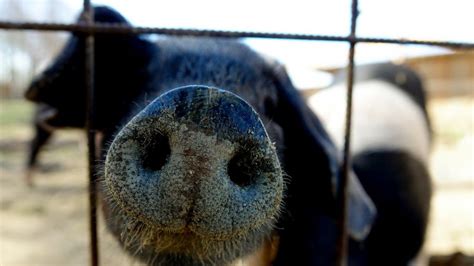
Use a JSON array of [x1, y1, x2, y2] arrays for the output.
[[24, 6, 136, 185], [309, 63, 432, 265], [26, 6, 376, 265]]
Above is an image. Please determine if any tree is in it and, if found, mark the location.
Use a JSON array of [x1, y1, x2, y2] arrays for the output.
[[0, 0, 77, 98]]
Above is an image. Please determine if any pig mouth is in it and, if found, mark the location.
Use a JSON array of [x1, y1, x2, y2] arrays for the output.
[[109, 213, 277, 265]]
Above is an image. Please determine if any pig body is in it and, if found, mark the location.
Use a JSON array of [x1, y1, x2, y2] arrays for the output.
[[309, 63, 432, 265]]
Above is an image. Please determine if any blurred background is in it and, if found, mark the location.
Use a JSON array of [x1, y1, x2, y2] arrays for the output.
[[0, 0, 472, 265]]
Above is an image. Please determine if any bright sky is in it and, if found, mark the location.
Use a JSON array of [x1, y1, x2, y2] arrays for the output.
[[3, 0, 473, 87], [82, 0, 474, 42], [61, 0, 473, 70]]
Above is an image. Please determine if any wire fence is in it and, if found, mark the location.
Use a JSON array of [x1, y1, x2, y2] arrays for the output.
[[0, 0, 473, 265], [1, 20, 473, 48]]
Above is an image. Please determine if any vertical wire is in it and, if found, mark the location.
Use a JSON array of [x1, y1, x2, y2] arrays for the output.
[[83, 1, 99, 265], [335, 0, 359, 265]]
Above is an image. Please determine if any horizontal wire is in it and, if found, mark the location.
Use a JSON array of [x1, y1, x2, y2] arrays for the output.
[[0, 21, 473, 49]]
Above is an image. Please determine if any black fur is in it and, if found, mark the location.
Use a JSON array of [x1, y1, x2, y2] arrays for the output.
[[25, 5, 156, 131], [25, 6, 157, 176], [27, 104, 54, 170], [353, 151, 432, 265]]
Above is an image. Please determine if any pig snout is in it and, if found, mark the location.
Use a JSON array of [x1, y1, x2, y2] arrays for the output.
[[104, 85, 284, 245]]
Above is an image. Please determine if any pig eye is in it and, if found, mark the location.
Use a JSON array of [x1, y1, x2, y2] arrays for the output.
[[263, 97, 276, 118], [227, 151, 255, 187], [141, 134, 171, 171]]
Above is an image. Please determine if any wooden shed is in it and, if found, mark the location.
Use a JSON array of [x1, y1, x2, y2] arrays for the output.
[[405, 51, 474, 98]]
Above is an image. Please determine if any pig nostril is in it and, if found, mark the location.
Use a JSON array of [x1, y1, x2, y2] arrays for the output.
[[141, 134, 171, 171], [227, 152, 255, 187]]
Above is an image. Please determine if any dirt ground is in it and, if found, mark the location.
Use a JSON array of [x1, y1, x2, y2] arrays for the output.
[[0, 96, 472, 265]]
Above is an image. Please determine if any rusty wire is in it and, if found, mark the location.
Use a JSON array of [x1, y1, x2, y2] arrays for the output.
[[82, 1, 99, 265], [335, 1, 359, 265], [1, 1, 474, 266], [0, 20, 473, 49]]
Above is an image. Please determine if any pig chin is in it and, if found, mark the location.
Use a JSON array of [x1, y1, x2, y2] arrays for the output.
[[102, 86, 284, 264], [105, 215, 278, 265]]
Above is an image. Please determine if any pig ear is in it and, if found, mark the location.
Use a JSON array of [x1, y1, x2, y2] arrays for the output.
[[77, 6, 131, 24], [267, 63, 376, 241], [268, 62, 339, 203], [347, 171, 377, 240]]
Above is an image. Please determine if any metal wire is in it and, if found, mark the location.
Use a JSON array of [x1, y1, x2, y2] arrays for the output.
[[335, 1, 359, 265], [0, 21, 473, 49], [82, 1, 99, 266]]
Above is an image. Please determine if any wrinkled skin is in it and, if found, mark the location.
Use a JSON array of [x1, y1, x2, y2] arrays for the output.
[[26, 6, 376, 266]]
